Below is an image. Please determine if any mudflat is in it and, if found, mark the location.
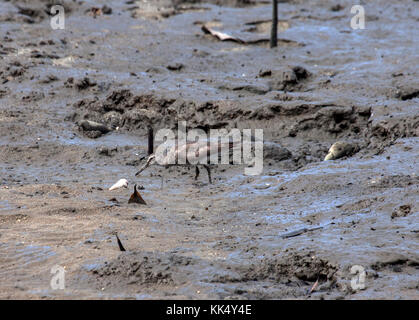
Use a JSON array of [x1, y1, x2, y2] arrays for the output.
[[0, 0, 418, 299]]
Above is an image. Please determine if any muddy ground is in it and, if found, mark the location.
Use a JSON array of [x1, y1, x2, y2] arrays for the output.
[[0, 0, 418, 299]]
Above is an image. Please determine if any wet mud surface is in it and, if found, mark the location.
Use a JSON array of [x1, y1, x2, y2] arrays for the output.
[[0, 0, 418, 299]]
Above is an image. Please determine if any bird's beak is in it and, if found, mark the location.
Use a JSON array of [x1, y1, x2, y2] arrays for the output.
[[135, 155, 155, 176]]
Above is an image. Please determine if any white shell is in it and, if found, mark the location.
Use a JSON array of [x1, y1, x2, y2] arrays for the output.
[[109, 179, 128, 191]]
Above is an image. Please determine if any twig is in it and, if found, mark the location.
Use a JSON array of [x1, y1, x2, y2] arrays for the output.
[[270, 0, 278, 48], [308, 278, 319, 295], [115, 233, 126, 252]]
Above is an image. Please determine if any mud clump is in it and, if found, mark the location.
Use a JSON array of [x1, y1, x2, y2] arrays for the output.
[[287, 105, 371, 138], [70, 88, 375, 165], [1, 65, 27, 83], [1, 0, 76, 24], [97, 146, 117, 156], [394, 85, 419, 101], [22, 91, 45, 102], [77, 120, 111, 139], [90, 251, 196, 288], [71, 90, 227, 132], [85, 5, 113, 17], [268, 66, 311, 92], [71, 90, 371, 143], [87, 250, 343, 298], [75, 77, 97, 91], [203, 252, 344, 299], [264, 143, 292, 161], [370, 117, 419, 143], [369, 174, 419, 189], [237, 253, 339, 283], [371, 254, 419, 272], [167, 63, 184, 71], [391, 204, 412, 219]]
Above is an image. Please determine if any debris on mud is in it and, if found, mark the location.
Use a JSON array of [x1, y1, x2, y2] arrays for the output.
[[128, 185, 147, 205], [109, 179, 129, 191], [324, 141, 359, 161], [201, 24, 302, 46], [202, 25, 246, 43], [75, 77, 97, 91]]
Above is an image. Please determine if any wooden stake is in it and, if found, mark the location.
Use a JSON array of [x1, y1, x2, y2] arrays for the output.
[[148, 126, 154, 155], [270, 0, 278, 48]]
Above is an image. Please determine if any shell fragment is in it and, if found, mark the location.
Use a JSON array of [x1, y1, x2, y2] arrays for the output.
[[109, 179, 128, 191]]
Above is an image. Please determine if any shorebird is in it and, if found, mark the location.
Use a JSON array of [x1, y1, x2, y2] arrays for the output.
[[135, 128, 242, 184], [135, 141, 217, 184]]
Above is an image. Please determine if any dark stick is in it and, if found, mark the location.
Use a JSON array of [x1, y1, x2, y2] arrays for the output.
[[147, 126, 154, 155], [115, 233, 126, 251], [270, 0, 278, 48]]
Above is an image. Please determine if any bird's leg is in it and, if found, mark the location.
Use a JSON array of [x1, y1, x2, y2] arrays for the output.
[[195, 165, 200, 180], [203, 164, 212, 184]]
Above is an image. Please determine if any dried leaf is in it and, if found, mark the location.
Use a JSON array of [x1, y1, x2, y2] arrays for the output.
[[128, 184, 147, 205]]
